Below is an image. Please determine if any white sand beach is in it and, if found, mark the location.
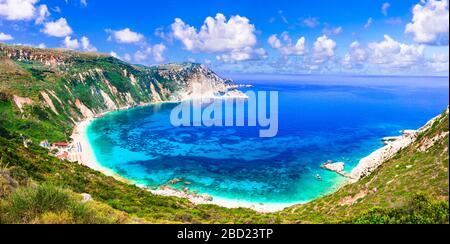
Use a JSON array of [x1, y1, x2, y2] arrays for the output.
[[69, 117, 293, 213], [69, 118, 128, 181]]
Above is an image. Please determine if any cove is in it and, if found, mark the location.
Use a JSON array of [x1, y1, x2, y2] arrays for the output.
[[86, 76, 449, 207]]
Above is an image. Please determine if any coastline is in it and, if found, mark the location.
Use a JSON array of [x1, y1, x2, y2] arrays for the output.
[[70, 118, 130, 182], [69, 102, 447, 213], [349, 109, 448, 182], [70, 115, 294, 213]]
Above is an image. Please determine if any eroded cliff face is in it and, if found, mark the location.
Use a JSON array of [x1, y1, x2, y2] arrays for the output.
[[0, 44, 238, 125], [153, 63, 235, 100]]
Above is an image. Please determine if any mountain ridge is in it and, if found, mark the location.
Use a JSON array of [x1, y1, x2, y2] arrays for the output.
[[0, 43, 236, 143]]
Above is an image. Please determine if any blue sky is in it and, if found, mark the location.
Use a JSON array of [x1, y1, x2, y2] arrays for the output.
[[0, 0, 448, 76]]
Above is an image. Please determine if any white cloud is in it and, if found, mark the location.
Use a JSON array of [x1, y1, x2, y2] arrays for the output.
[[303, 17, 320, 28], [405, 0, 449, 45], [268, 35, 282, 49], [341, 35, 444, 73], [368, 35, 425, 68], [268, 33, 307, 56], [216, 47, 267, 63], [342, 41, 368, 69], [110, 51, 133, 62], [62, 36, 79, 49], [364, 17, 373, 29], [382, 2, 391, 16], [0, 0, 38, 21], [80, 0, 87, 7], [107, 28, 144, 44], [427, 53, 449, 72], [134, 50, 147, 62], [323, 26, 343, 36], [154, 26, 173, 43], [0, 32, 13, 41], [171, 13, 264, 62], [35, 4, 49, 24], [42, 18, 73, 37], [133, 44, 167, 63], [110, 51, 119, 58], [52, 6, 61, 13], [80, 36, 97, 52], [171, 13, 257, 53], [37, 43, 46, 48], [152, 44, 166, 62], [62, 36, 96, 52], [313, 35, 337, 63], [123, 53, 132, 62]]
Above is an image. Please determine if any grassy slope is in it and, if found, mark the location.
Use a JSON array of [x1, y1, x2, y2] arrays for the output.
[[277, 109, 449, 223]]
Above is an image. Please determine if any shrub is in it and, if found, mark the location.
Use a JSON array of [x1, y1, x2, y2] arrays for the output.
[[0, 183, 131, 224], [5, 183, 72, 223], [344, 194, 449, 224]]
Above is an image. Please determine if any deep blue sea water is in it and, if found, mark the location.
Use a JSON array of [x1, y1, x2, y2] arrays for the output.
[[86, 76, 449, 205]]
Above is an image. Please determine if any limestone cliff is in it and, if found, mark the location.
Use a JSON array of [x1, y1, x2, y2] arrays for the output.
[[0, 44, 238, 123]]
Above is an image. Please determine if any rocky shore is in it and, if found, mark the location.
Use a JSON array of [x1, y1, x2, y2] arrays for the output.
[[349, 109, 448, 182]]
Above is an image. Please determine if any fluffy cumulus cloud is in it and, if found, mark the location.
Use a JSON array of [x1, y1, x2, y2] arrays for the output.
[[171, 13, 256, 52], [368, 35, 425, 69], [339, 35, 449, 74], [427, 53, 449, 71], [151, 44, 167, 62], [342, 41, 367, 69], [405, 0, 449, 45], [0, 0, 38, 20], [0, 32, 13, 41], [42, 18, 73, 37], [171, 13, 265, 62], [80, 36, 97, 52], [313, 35, 337, 63], [62, 36, 79, 49], [268, 32, 307, 56], [107, 28, 144, 44], [62, 36, 96, 52], [35, 4, 50, 24], [133, 44, 167, 63], [0, 0, 50, 25]]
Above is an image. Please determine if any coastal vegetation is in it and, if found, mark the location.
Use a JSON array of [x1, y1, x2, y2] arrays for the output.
[[0, 44, 448, 224]]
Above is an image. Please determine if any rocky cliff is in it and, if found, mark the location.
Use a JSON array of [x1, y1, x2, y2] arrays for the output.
[[0, 44, 238, 142]]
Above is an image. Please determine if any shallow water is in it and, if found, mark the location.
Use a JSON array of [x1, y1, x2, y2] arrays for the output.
[[87, 76, 449, 205]]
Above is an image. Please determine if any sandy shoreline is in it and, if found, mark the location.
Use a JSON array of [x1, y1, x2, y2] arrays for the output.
[[69, 113, 296, 213], [69, 117, 294, 212], [70, 119, 126, 180]]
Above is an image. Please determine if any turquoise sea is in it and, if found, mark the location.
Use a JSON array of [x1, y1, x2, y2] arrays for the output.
[[86, 75, 449, 205]]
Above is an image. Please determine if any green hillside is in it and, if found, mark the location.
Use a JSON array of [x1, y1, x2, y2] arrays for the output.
[[0, 44, 448, 224]]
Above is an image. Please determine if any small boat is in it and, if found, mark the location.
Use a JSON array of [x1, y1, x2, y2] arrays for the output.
[[315, 174, 322, 181]]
